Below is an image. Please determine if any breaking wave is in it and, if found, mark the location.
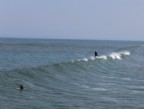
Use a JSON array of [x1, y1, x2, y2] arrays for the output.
[[72, 50, 130, 62]]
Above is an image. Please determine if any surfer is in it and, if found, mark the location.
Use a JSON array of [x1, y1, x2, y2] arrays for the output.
[[17, 84, 24, 92], [95, 51, 98, 57]]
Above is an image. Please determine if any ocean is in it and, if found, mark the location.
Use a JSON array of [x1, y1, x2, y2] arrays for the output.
[[0, 38, 144, 109]]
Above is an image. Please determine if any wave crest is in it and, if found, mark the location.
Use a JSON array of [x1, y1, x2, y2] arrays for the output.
[[73, 50, 130, 62], [109, 51, 130, 60]]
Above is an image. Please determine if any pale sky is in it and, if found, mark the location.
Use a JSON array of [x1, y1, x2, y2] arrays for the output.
[[0, 0, 144, 40]]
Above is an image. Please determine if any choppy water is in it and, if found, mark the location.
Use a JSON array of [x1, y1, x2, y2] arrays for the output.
[[0, 38, 144, 109]]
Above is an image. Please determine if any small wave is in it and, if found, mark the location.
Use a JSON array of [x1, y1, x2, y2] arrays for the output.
[[81, 85, 108, 92], [82, 85, 89, 89], [119, 51, 130, 56], [75, 56, 107, 62], [109, 52, 121, 60], [82, 58, 88, 62], [101, 97, 119, 103], [96, 55, 107, 60], [71, 50, 130, 63], [92, 87, 107, 91], [81, 85, 107, 91], [89, 56, 95, 60], [109, 50, 130, 60], [121, 77, 132, 81]]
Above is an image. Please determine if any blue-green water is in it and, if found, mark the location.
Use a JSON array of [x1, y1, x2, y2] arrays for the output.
[[0, 38, 144, 109]]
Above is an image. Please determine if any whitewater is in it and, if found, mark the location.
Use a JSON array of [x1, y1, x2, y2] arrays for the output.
[[0, 38, 144, 109]]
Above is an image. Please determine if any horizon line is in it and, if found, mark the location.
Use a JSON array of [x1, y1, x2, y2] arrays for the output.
[[0, 36, 143, 42]]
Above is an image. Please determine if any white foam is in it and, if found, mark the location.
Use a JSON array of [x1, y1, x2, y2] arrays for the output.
[[77, 59, 81, 61], [109, 50, 130, 60], [82, 58, 88, 61], [90, 56, 96, 60], [119, 51, 130, 55], [72, 50, 130, 63], [96, 55, 107, 60], [89, 55, 107, 60], [109, 52, 121, 60]]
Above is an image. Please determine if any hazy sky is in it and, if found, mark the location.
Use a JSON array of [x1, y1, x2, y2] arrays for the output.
[[1, 0, 144, 40]]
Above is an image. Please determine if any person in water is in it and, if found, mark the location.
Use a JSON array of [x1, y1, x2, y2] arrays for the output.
[[17, 84, 24, 92], [95, 51, 98, 57]]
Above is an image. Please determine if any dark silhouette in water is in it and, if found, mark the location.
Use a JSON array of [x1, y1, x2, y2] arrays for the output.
[[95, 51, 98, 57], [17, 84, 24, 92]]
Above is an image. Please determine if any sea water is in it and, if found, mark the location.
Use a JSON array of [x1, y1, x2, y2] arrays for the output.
[[0, 38, 144, 109]]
